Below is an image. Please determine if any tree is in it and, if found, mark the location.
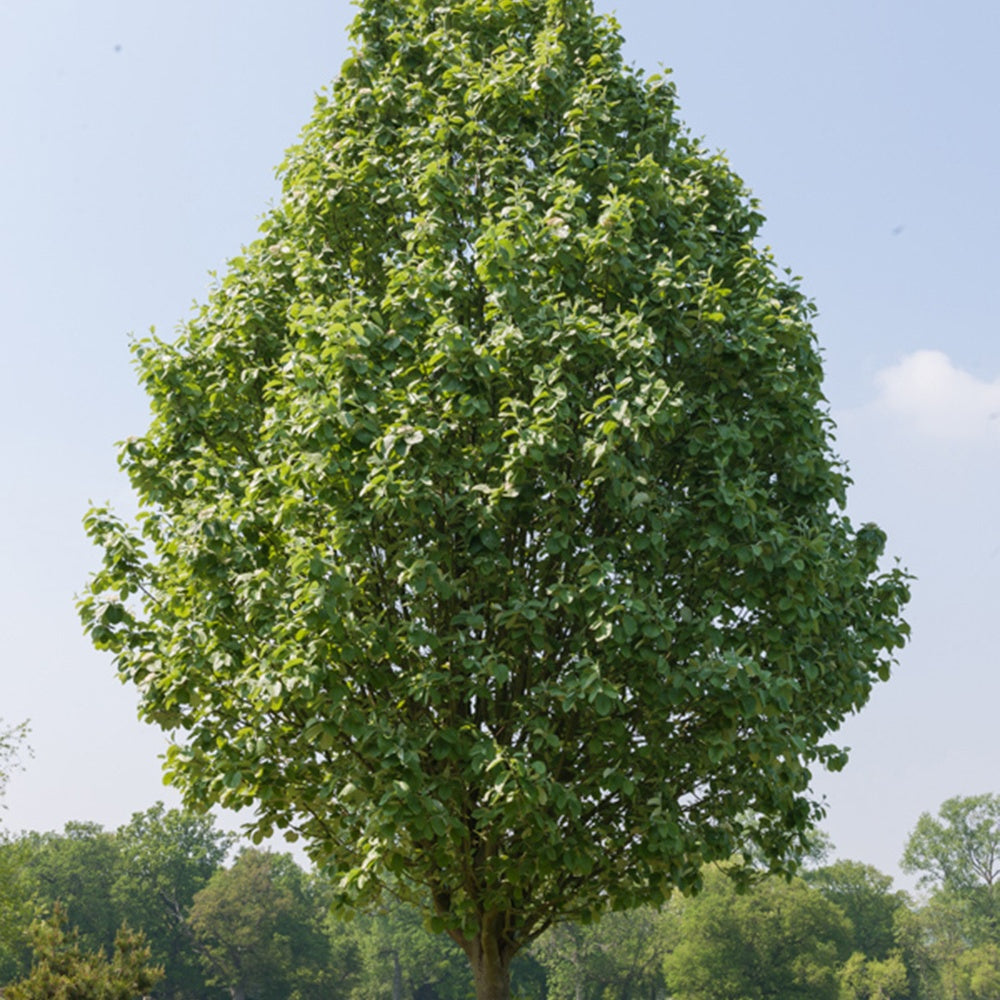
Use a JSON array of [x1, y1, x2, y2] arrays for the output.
[[79, 1, 910, 998], [661, 867, 851, 1000], [954, 944, 1000, 999], [902, 795, 1000, 942], [0, 837, 36, 985], [0, 719, 30, 810], [187, 849, 332, 1000], [340, 901, 469, 1000], [903, 795, 1000, 894], [0, 722, 34, 982], [532, 907, 667, 1000], [893, 896, 966, 1000], [4, 904, 162, 1000], [806, 860, 909, 961], [839, 951, 909, 1000], [112, 802, 234, 998], [19, 823, 123, 955]]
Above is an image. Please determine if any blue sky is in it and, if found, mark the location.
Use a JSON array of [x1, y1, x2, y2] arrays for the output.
[[2, 0, 998, 889]]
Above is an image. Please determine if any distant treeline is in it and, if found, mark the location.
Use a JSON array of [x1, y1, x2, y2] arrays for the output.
[[2, 795, 1000, 1000]]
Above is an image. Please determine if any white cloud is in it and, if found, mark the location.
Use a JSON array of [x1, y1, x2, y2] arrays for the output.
[[873, 350, 1000, 441]]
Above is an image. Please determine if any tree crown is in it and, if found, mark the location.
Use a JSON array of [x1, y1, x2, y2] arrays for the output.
[[81, 0, 909, 965]]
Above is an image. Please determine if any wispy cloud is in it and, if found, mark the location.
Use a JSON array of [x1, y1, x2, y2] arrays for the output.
[[873, 350, 1000, 441]]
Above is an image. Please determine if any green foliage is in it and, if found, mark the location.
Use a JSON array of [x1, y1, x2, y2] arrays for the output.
[[894, 890, 1000, 1000], [839, 950, 909, 1000], [8, 807, 235, 999], [0, 719, 30, 810], [902, 794, 1000, 895], [806, 860, 909, 961], [336, 902, 468, 1000], [4, 904, 162, 1000], [662, 867, 851, 1000], [0, 837, 37, 984], [79, 0, 910, 993], [532, 907, 667, 1000], [19, 823, 122, 955], [0, 721, 35, 977], [902, 794, 1000, 946], [892, 895, 967, 1000], [113, 803, 234, 999], [23, 806, 1000, 1000], [187, 849, 335, 1000], [954, 944, 1000, 999]]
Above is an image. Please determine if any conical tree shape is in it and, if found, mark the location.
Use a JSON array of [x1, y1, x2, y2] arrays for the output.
[[81, 3, 910, 999]]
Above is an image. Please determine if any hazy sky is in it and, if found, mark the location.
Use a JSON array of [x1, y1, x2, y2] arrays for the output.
[[2, 0, 998, 889]]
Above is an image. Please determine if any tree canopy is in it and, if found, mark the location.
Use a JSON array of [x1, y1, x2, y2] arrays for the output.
[[80, 0, 909, 997], [902, 794, 1000, 894], [20, 823, 122, 954]]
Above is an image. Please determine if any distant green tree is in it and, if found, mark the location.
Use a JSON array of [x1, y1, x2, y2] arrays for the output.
[[806, 860, 909, 960], [0, 719, 33, 980], [340, 902, 467, 1000], [0, 719, 30, 809], [894, 895, 975, 1000], [113, 802, 234, 999], [902, 795, 1000, 943], [954, 943, 1000, 999], [288, 865, 364, 1000], [662, 867, 851, 1000], [4, 903, 162, 1000], [80, 1, 910, 999], [20, 823, 122, 955], [839, 950, 909, 1000], [903, 795, 1000, 894], [532, 907, 667, 1000], [187, 849, 333, 1000], [894, 900, 944, 1000], [0, 837, 37, 985]]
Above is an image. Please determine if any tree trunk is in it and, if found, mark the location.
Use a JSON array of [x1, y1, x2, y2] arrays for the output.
[[392, 948, 403, 1000], [463, 918, 513, 1000], [470, 946, 511, 1000]]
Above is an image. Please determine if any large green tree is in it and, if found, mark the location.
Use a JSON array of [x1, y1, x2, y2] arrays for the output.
[[79, 1, 909, 998]]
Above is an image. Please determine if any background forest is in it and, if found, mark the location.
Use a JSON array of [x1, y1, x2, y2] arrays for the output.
[[3, 795, 1000, 1000]]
